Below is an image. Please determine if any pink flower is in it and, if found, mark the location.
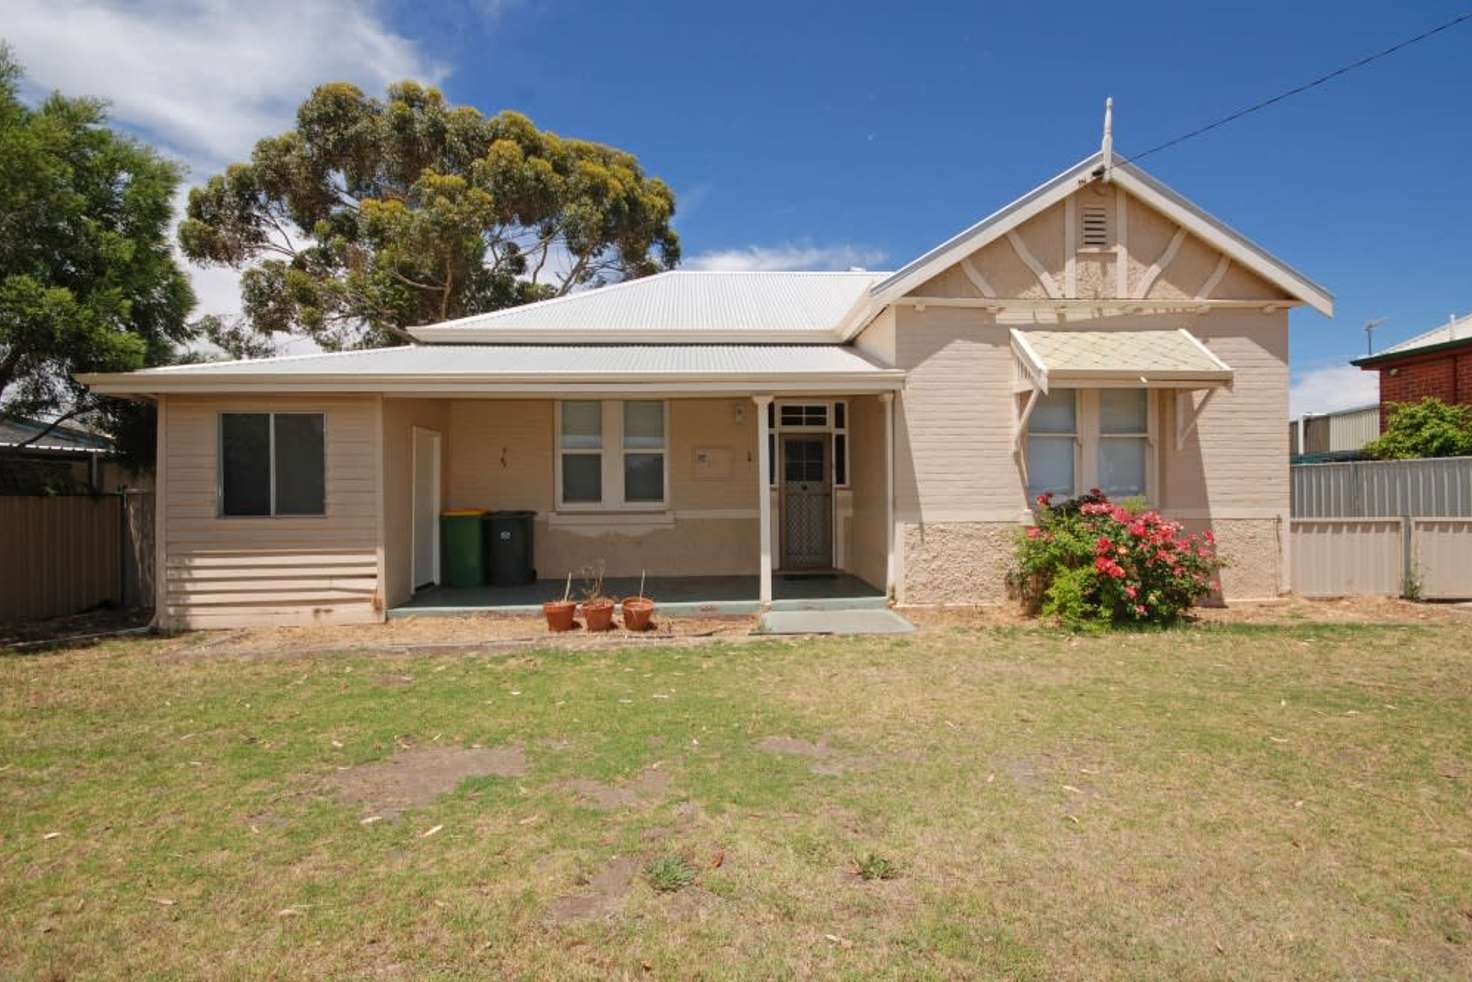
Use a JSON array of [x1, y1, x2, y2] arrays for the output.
[[1096, 536, 1113, 553], [1026, 526, 1041, 539], [1124, 585, 1138, 599], [1134, 604, 1147, 616], [1036, 493, 1053, 507]]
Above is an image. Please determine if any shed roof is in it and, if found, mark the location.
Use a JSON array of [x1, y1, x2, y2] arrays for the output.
[[409, 271, 886, 344], [78, 344, 904, 396], [1010, 329, 1233, 390]]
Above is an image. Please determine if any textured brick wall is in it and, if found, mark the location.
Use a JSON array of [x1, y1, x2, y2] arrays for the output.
[[1376, 352, 1471, 428]]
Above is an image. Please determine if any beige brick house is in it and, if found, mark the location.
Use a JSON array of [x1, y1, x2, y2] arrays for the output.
[[81, 142, 1332, 629]]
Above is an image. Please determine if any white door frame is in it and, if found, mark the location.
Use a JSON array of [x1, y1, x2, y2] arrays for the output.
[[410, 426, 442, 590]]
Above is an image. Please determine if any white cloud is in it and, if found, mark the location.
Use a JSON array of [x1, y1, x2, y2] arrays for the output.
[[686, 242, 888, 273], [5, 0, 443, 172], [1290, 363, 1379, 419], [6, 0, 445, 341]]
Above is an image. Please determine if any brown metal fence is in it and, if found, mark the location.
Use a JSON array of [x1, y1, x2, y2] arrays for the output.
[[0, 493, 155, 623]]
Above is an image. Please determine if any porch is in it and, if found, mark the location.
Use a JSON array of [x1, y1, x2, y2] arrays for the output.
[[384, 387, 899, 615], [389, 571, 886, 618]]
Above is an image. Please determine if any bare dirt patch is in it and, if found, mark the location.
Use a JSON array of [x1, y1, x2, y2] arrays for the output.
[[544, 855, 641, 925], [757, 736, 887, 776], [326, 745, 528, 819], [560, 766, 673, 810]]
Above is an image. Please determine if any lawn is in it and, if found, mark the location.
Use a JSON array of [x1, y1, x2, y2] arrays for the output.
[[3, 615, 1471, 979]]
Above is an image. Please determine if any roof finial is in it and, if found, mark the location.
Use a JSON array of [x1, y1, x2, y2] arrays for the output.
[[1101, 97, 1114, 174]]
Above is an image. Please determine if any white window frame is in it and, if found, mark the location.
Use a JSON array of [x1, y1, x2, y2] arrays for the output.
[[768, 399, 848, 489], [555, 400, 669, 511], [217, 410, 327, 518], [1025, 389, 1158, 501]]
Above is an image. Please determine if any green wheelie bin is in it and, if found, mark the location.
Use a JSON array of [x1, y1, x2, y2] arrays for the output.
[[440, 509, 487, 587]]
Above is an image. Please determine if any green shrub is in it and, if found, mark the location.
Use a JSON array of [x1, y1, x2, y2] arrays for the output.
[[1363, 398, 1472, 460], [1010, 491, 1226, 629]]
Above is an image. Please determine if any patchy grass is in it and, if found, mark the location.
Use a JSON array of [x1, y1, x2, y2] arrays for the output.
[[3, 617, 1472, 978], [854, 852, 899, 882], [643, 856, 697, 893]]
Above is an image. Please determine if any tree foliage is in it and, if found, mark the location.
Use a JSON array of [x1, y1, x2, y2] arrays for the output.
[[180, 81, 680, 349], [1363, 398, 1472, 460], [0, 45, 195, 435]]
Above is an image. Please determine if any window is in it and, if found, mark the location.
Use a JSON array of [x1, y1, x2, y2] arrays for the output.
[[219, 412, 325, 516], [622, 400, 665, 503], [779, 403, 828, 428], [1098, 389, 1149, 498], [557, 400, 666, 508], [1026, 390, 1077, 498], [1024, 388, 1154, 500], [833, 399, 848, 487], [559, 400, 602, 504]]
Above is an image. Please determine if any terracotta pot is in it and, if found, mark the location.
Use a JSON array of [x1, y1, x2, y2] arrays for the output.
[[581, 598, 615, 632], [542, 600, 577, 632], [622, 596, 655, 631]]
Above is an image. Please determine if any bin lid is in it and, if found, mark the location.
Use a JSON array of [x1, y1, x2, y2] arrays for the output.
[[489, 510, 536, 518], [442, 508, 487, 517]]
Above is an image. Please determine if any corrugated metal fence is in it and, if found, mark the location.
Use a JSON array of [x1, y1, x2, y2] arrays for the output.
[[1292, 456, 1472, 518], [0, 493, 155, 623], [1289, 457, 1472, 599]]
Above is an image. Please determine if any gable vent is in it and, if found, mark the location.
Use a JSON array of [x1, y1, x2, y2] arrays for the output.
[[1082, 206, 1109, 248]]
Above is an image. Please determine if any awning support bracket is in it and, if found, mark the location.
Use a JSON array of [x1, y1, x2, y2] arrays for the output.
[[1175, 388, 1217, 450]]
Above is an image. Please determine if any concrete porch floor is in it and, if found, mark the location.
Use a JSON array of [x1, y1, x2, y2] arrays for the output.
[[390, 572, 886, 618]]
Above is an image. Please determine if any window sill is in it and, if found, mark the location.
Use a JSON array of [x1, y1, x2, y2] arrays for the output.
[[548, 510, 675, 529]]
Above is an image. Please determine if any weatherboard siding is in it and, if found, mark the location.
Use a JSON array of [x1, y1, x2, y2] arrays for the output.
[[159, 394, 382, 629]]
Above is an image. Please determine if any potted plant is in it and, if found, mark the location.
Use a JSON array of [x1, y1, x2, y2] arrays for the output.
[[622, 570, 655, 631], [543, 573, 577, 632], [578, 563, 615, 632]]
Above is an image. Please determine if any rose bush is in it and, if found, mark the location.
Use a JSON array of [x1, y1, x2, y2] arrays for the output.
[[1010, 490, 1225, 630]]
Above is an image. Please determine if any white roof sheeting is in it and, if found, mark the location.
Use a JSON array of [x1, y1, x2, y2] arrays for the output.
[[79, 344, 905, 395], [410, 270, 886, 343], [1365, 313, 1472, 359]]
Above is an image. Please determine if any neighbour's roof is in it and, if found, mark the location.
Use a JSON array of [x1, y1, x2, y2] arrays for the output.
[[410, 270, 887, 344], [78, 344, 905, 395], [1010, 329, 1233, 389], [1353, 312, 1472, 367], [0, 416, 114, 454]]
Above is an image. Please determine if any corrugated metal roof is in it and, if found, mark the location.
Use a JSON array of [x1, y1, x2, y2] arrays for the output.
[[411, 271, 886, 343], [1012, 329, 1232, 380], [0, 417, 114, 453], [1373, 313, 1472, 358], [81, 344, 904, 394]]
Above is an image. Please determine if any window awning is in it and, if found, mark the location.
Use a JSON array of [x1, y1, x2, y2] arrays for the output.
[[1009, 328, 1233, 394], [1009, 329, 1233, 452]]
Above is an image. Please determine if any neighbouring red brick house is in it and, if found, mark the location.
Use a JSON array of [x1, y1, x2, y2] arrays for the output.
[[1353, 313, 1472, 426]]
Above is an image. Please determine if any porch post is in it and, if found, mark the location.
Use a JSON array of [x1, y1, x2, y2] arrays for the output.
[[881, 392, 896, 599], [753, 395, 774, 606]]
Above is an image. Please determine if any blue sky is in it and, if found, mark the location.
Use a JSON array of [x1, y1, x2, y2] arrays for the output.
[[7, 0, 1470, 414]]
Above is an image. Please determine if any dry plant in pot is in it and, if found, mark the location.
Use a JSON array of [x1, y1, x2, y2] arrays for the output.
[[578, 562, 615, 632], [622, 570, 655, 631], [542, 572, 577, 632]]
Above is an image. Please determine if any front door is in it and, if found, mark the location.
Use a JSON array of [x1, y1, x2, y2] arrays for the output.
[[411, 428, 441, 590], [780, 435, 832, 570]]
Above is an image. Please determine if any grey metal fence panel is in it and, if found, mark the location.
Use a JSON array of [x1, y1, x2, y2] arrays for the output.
[[1412, 518, 1472, 600], [1291, 457, 1472, 518], [1290, 519, 1406, 597]]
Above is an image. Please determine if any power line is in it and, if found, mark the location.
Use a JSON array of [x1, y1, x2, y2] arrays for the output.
[[1119, 10, 1472, 165]]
